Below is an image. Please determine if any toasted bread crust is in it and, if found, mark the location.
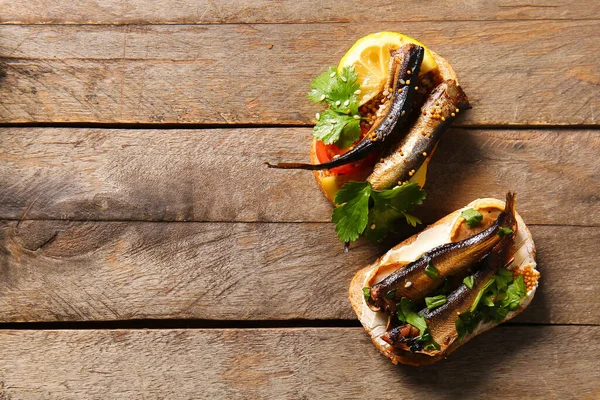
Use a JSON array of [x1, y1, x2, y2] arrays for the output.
[[311, 51, 460, 204], [349, 198, 538, 366]]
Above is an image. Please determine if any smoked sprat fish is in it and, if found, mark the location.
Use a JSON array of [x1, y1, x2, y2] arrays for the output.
[[367, 80, 470, 191], [266, 44, 424, 171], [368, 193, 518, 314], [383, 236, 513, 354]]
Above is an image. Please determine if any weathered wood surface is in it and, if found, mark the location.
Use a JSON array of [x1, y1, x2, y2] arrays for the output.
[[0, 221, 597, 324], [0, 326, 597, 399], [3, 0, 599, 24], [1, 128, 598, 224], [0, 22, 598, 125]]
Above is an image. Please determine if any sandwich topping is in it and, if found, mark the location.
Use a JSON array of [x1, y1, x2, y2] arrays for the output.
[[266, 32, 471, 246], [267, 44, 425, 171], [368, 193, 518, 313], [363, 193, 539, 358]]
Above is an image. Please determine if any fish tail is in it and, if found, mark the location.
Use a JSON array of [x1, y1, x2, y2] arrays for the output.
[[505, 192, 516, 217], [503, 191, 518, 233], [265, 161, 318, 170]]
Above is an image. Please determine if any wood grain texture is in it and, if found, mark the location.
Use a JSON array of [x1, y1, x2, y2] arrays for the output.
[[0, 327, 597, 399], [0, 22, 598, 125], [0, 221, 597, 324], [3, 0, 599, 24], [1, 128, 598, 225]]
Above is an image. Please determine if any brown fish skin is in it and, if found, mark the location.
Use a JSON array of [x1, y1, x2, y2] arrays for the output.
[[266, 44, 424, 171], [382, 240, 510, 352], [419, 241, 510, 354], [368, 80, 470, 191], [369, 192, 518, 314], [382, 324, 420, 347]]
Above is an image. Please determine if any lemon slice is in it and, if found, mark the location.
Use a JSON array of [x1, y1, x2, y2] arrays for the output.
[[339, 32, 437, 105]]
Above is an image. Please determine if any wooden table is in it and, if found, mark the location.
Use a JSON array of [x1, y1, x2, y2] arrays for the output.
[[1, 1, 599, 398]]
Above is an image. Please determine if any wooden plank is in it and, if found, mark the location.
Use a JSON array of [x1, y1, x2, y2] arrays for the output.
[[0, 327, 597, 399], [0, 221, 597, 324], [1, 128, 598, 225], [2, 0, 599, 24], [0, 22, 598, 125]]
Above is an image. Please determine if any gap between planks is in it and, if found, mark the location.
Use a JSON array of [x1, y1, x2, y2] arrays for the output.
[[0, 319, 595, 331], [2, 18, 600, 26], [1, 122, 600, 130], [2, 219, 599, 228]]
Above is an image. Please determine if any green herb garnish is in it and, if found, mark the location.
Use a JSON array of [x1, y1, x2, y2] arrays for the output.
[[419, 332, 441, 351], [385, 289, 396, 299], [470, 278, 495, 312], [331, 181, 372, 242], [362, 287, 371, 302], [396, 298, 428, 335], [498, 227, 514, 237], [396, 298, 440, 351], [461, 208, 483, 227], [456, 269, 528, 342], [501, 276, 526, 311], [308, 66, 361, 148], [482, 295, 495, 307], [425, 295, 447, 310], [455, 311, 479, 341], [463, 275, 475, 289], [495, 267, 513, 291], [333, 181, 426, 243], [424, 261, 439, 279]]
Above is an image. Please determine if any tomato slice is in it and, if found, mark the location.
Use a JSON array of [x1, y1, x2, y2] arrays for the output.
[[315, 125, 378, 176], [315, 141, 356, 175]]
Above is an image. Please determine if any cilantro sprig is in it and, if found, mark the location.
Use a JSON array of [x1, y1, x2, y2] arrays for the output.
[[308, 66, 362, 148], [332, 182, 426, 243], [425, 294, 447, 310], [396, 298, 428, 335], [455, 268, 528, 341], [498, 227, 514, 237], [397, 298, 441, 351], [461, 208, 483, 227]]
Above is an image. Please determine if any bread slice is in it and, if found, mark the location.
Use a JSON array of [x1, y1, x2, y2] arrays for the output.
[[349, 198, 539, 366], [311, 50, 461, 204]]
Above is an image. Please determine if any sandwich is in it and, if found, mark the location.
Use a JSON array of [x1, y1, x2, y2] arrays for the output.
[[267, 32, 471, 245], [349, 193, 540, 365]]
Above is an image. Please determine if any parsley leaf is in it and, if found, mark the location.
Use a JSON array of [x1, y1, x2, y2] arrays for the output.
[[334, 182, 426, 243], [456, 311, 479, 341], [307, 66, 361, 148], [327, 66, 360, 114], [463, 275, 475, 290], [501, 276, 526, 311], [307, 67, 337, 103], [471, 278, 496, 312], [458, 269, 529, 341], [420, 332, 441, 351], [482, 295, 495, 307], [364, 183, 426, 243], [362, 287, 371, 302], [461, 208, 483, 227], [424, 261, 439, 279], [498, 227, 514, 237], [371, 182, 426, 211], [332, 181, 371, 243], [425, 295, 447, 310], [495, 267, 513, 291], [364, 204, 402, 242], [313, 109, 360, 147], [396, 298, 428, 335], [402, 212, 422, 227], [488, 306, 509, 322]]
